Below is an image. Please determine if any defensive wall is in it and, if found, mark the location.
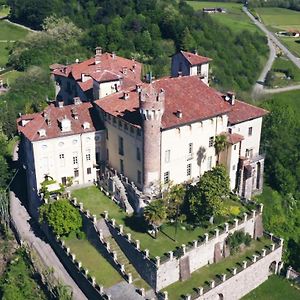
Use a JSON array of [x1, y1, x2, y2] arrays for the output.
[[104, 204, 264, 291]]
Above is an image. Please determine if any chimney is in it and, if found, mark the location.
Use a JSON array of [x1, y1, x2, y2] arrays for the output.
[[122, 67, 128, 75], [112, 52, 116, 59], [58, 100, 64, 108], [73, 97, 82, 105], [136, 84, 142, 93], [75, 58, 79, 63], [176, 110, 183, 118], [123, 92, 129, 100], [95, 46, 102, 55], [194, 49, 198, 55], [72, 108, 79, 120], [227, 92, 235, 105], [178, 71, 182, 77]]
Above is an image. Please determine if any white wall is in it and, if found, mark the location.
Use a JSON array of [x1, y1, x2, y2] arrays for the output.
[[93, 79, 120, 100], [229, 118, 263, 158], [160, 115, 228, 186], [31, 130, 105, 190], [190, 63, 209, 85]]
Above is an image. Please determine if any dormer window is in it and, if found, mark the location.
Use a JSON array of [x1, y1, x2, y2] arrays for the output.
[[83, 122, 90, 129], [61, 117, 71, 132], [123, 92, 129, 100], [38, 129, 46, 137]]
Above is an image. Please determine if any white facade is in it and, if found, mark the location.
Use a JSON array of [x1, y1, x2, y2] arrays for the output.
[[93, 79, 120, 100]]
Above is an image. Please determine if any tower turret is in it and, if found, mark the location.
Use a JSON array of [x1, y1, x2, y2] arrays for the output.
[[139, 85, 165, 193]]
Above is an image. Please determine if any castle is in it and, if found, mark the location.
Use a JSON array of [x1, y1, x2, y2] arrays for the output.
[[18, 49, 267, 212]]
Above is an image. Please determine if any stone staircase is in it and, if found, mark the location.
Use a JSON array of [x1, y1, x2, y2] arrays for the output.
[[106, 236, 150, 291]]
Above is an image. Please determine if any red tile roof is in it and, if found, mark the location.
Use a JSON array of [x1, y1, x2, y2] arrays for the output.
[[51, 52, 142, 92], [181, 51, 212, 66], [95, 76, 232, 129], [17, 103, 103, 142], [228, 100, 268, 125], [221, 132, 244, 145]]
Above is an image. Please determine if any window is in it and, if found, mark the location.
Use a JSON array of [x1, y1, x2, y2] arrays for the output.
[[187, 163, 192, 177], [228, 128, 232, 134], [118, 120, 122, 128], [137, 170, 142, 184], [59, 153, 65, 167], [232, 165, 236, 171], [248, 127, 253, 136], [246, 148, 253, 158], [209, 136, 214, 147], [74, 169, 79, 177], [118, 136, 124, 155], [87, 167, 92, 175], [207, 156, 212, 170], [165, 150, 170, 163], [188, 143, 193, 154], [164, 171, 170, 184], [113, 117, 116, 124], [73, 156, 78, 165], [120, 159, 124, 174], [197, 65, 201, 75], [136, 147, 141, 161], [86, 154, 91, 161], [59, 154, 64, 159], [61, 177, 67, 185], [234, 145, 237, 150]]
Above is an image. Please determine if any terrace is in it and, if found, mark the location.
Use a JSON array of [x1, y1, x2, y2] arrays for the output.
[[72, 186, 255, 259], [162, 237, 273, 299]]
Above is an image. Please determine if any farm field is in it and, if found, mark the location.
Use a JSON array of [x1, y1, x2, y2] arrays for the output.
[[186, 1, 260, 33], [242, 275, 300, 300], [255, 7, 300, 57]]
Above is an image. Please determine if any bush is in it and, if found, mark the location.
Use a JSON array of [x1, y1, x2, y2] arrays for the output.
[[227, 231, 252, 254], [76, 231, 86, 240]]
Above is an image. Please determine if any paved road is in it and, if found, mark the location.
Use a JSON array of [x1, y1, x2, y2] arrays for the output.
[[263, 84, 300, 94], [243, 7, 300, 68], [9, 144, 87, 300]]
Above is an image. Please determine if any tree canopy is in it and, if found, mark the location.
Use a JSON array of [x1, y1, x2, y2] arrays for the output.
[[39, 199, 82, 236]]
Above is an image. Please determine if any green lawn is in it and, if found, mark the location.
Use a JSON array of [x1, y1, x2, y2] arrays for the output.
[[255, 7, 300, 57], [64, 237, 123, 288], [242, 275, 300, 300], [0, 5, 9, 18], [187, 1, 260, 33], [72, 186, 249, 258], [0, 70, 23, 84], [164, 238, 272, 299]]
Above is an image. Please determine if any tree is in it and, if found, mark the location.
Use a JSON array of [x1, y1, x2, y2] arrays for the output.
[[188, 165, 230, 222], [39, 199, 82, 236], [164, 184, 185, 219], [214, 134, 228, 165], [144, 199, 167, 238]]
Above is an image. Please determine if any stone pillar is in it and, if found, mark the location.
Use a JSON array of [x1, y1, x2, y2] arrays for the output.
[[61, 240, 65, 247], [156, 256, 160, 268], [86, 209, 90, 217], [193, 240, 198, 248], [224, 222, 229, 233], [121, 265, 125, 273], [198, 287, 203, 296], [259, 203, 264, 213], [99, 229, 103, 241], [66, 247, 70, 254], [78, 261, 82, 269], [127, 233, 131, 241], [278, 262, 284, 274], [275, 262, 279, 274], [243, 213, 248, 222], [286, 266, 293, 279], [128, 273, 132, 284], [145, 249, 149, 258], [73, 197, 77, 205], [270, 233, 274, 241], [252, 255, 257, 263], [93, 214, 97, 224], [280, 238, 284, 246], [204, 233, 209, 243], [71, 253, 76, 262], [79, 202, 83, 210], [169, 251, 173, 260], [99, 285, 104, 295], [252, 209, 256, 219], [271, 243, 275, 251], [111, 218, 116, 227], [119, 224, 124, 234], [210, 280, 215, 289], [163, 291, 168, 300], [140, 288, 145, 297], [113, 251, 118, 261], [107, 295, 112, 300], [185, 295, 191, 300], [262, 248, 266, 257], [182, 244, 186, 255], [222, 274, 226, 282], [106, 242, 110, 251], [85, 269, 89, 276], [104, 210, 108, 220], [92, 276, 96, 286], [234, 218, 238, 228], [136, 240, 140, 250], [215, 229, 219, 238], [243, 260, 247, 269], [232, 268, 237, 275]]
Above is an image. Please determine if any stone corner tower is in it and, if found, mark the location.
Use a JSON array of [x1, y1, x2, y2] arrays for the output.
[[139, 85, 165, 194]]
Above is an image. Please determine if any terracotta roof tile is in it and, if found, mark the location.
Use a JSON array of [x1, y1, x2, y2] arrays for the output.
[[181, 51, 212, 66], [17, 103, 103, 142], [221, 132, 244, 144], [228, 100, 269, 125], [95, 76, 232, 129]]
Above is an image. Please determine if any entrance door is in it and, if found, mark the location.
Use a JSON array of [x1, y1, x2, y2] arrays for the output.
[[61, 177, 67, 185]]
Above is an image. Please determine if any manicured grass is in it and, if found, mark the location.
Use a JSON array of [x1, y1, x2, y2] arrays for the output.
[[72, 186, 249, 258], [242, 275, 300, 300], [0, 5, 9, 17], [0, 42, 9, 66], [0, 70, 23, 83], [187, 1, 260, 33], [64, 237, 123, 288], [164, 238, 272, 298], [255, 7, 300, 57]]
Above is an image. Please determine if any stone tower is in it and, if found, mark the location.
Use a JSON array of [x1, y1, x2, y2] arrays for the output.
[[139, 85, 165, 194]]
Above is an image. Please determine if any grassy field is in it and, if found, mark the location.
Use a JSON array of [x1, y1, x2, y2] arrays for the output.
[[0, 70, 23, 84], [269, 56, 300, 87], [187, 1, 259, 33], [73, 186, 248, 258], [0, 20, 28, 67], [0, 5, 9, 17], [164, 237, 272, 299], [242, 275, 300, 299], [64, 236, 123, 288], [255, 7, 300, 57]]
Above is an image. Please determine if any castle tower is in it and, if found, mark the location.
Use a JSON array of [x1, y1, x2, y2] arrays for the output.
[[139, 85, 165, 193]]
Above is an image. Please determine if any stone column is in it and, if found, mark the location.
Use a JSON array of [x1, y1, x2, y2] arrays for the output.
[[262, 248, 266, 257], [92, 276, 96, 286], [99, 285, 104, 295], [210, 280, 215, 288], [85, 269, 89, 276], [243, 260, 247, 269], [145, 249, 149, 258], [78, 261, 82, 269], [121, 265, 125, 273], [104, 210, 108, 220], [224, 222, 229, 233], [215, 229, 219, 238], [106, 242, 110, 251], [198, 287, 203, 296], [271, 243, 275, 251], [127, 233, 131, 242], [286, 266, 293, 279], [113, 251, 118, 261], [234, 218, 238, 228], [182, 244, 186, 255], [243, 213, 248, 222], [73, 197, 77, 205], [252, 255, 257, 263], [163, 291, 168, 300], [156, 256, 160, 268], [71, 253, 76, 262], [79, 202, 83, 210], [222, 274, 226, 282], [185, 295, 191, 300], [111, 218, 116, 227], [252, 209, 256, 219], [232, 268, 237, 275], [193, 240, 198, 248], [169, 251, 174, 260], [119, 224, 124, 234], [270, 233, 274, 241], [204, 233, 209, 243], [128, 273, 132, 284], [136, 240, 140, 250], [259, 203, 264, 213], [86, 209, 90, 217], [93, 214, 97, 224], [280, 238, 284, 246]]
